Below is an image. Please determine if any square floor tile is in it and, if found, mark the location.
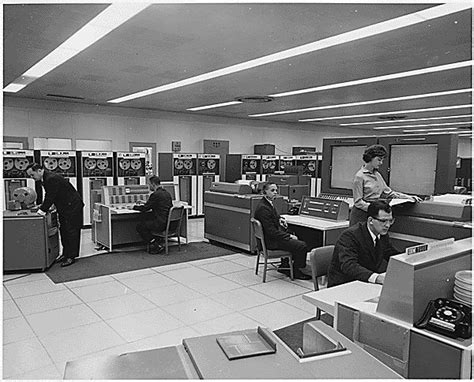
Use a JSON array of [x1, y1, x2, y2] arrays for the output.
[[15, 289, 82, 316], [209, 287, 275, 311], [87, 293, 156, 320], [187, 257, 228, 266], [70, 280, 133, 302], [111, 268, 157, 280], [249, 279, 311, 300], [185, 276, 241, 296], [3, 286, 12, 300], [39, 321, 126, 363], [132, 326, 201, 351], [162, 297, 233, 325], [152, 262, 192, 273], [3, 300, 21, 320], [106, 308, 185, 342], [241, 301, 313, 330], [63, 274, 115, 289], [3, 272, 50, 285], [6, 364, 62, 380], [3, 316, 36, 344], [221, 269, 278, 286], [281, 295, 318, 315], [3, 337, 53, 378], [25, 304, 101, 337], [226, 254, 258, 268], [192, 312, 263, 336], [5, 279, 66, 299], [162, 267, 215, 283], [193, 260, 249, 275], [117, 273, 176, 292], [140, 284, 203, 307]]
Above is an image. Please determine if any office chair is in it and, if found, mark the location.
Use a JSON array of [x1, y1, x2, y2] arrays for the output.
[[309, 245, 335, 320], [251, 218, 294, 282], [150, 205, 185, 255]]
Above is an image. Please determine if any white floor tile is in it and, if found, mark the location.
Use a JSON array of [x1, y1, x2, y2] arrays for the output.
[[162, 266, 215, 283], [152, 262, 193, 272], [3, 272, 49, 285], [192, 312, 263, 336], [185, 276, 241, 296], [6, 363, 62, 380], [3, 286, 12, 300], [116, 273, 176, 292], [162, 297, 233, 325], [15, 289, 83, 316], [281, 295, 318, 315], [3, 337, 53, 378], [87, 293, 156, 320], [5, 278, 66, 299], [241, 301, 313, 330], [25, 304, 101, 337], [3, 316, 36, 344], [226, 254, 258, 268], [111, 268, 157, 280], [193, 260, 249, 275], [3, 299, 21, 320], [209, 287, 275, 311], [249, 279, 312, 300], [132, 326, 201, 351], [39, 321, 126, 363], [140, 284, 204, 307], [106, 308, 185, 342], [221, 269, 278, 286], [63, 274, 115, 289], [69, 280, 134, 302], [188, 257, 228, 266]]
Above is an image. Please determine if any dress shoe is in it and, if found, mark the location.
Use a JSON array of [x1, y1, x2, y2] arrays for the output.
[[149, 244, 165, 255], [55, 255, 65, 264], [61, 258, 75, 267], [293, 270, 312, 280], [277, 267, 291, 277]]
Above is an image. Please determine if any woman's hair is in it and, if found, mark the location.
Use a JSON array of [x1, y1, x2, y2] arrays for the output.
[[362, 144, 388, 163]]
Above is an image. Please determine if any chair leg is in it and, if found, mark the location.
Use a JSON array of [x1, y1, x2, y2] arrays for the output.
[[177, 235, 181, 251], [255, 251, 261, 275], [289, 257, 294, 280], [263, 256, 268, 283], [164, 238, 169, 255]]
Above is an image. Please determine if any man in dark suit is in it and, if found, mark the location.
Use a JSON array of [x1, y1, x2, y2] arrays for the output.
[[254, 182, 311, 280], [26, 163, 84, 267], [132, 175, 172, 254], [328, 200, 400, 287]]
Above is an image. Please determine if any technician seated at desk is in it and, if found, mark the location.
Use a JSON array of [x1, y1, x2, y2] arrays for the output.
[[328, 200, 400, 287], [131, 175, 172, 254], [254, 182, 311, 280]]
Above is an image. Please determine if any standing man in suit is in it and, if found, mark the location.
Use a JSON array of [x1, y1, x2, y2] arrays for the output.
[[26, 163, 84, 267], [328, 200, 400, 287], [254, 182, 311, 280], [132, 175, 172, 254]]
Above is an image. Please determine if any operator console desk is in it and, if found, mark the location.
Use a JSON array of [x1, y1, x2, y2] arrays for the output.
[[93, 185, 190, 251], [281, 196, 350, 248]]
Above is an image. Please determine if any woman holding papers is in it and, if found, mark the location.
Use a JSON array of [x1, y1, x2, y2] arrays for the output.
[[350, 144, 421, 226]]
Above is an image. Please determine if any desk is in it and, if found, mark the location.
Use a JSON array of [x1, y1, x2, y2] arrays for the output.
[[94, 201, 190, 251], [281, 214, 349, 248]]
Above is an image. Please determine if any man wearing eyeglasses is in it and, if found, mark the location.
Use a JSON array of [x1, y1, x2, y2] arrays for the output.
[[328, 200, 400, 287]]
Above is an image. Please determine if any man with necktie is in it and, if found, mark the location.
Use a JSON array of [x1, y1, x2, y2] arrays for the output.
[[328, 200, 400, 287]]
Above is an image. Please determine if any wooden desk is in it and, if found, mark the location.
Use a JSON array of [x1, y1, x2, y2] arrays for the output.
[[281, 214, 348, 248], [94, 201, 190, 251], [302, 281, 382, 316]]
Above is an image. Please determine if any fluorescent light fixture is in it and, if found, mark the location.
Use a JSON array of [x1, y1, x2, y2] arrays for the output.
[[108, 3, 471, 104], [3, 3, 150, 93], [270, 61, 473, 98], [374, 121, 473, 130], [403, 127, 460, 132], [248, 89, 471, 118], [187, 101, 242, 111], [299, 104, 473, 122], [3, 83, 27, 93], [340, 114, 473, 126]]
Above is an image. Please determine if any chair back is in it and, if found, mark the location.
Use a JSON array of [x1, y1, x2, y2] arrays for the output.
[[166, 205, 185, 236], [250, 218, 267, 254], [309, 245, 334, 291]]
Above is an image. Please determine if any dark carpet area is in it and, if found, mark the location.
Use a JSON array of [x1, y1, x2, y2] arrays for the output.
[[46, 241, 237, 283]]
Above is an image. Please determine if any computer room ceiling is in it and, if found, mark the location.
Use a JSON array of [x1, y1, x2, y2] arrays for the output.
[[3, 3, 472, 135]]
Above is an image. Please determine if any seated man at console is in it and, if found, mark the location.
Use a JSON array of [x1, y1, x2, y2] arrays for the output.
[[328, 200, 400, 287], [254, 182, 311, 280], [132, 176, 172, 254]]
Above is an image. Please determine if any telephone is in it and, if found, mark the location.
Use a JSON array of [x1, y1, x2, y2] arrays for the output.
[[414, 298, 471, 339]]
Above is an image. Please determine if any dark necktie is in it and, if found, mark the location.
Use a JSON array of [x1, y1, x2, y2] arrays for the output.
[[374, 237, 382, 258]]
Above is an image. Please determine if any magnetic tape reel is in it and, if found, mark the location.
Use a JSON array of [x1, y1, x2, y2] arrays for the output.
[[96, 159, 109, 170], [119, 158, 131, 170], [307, 161, 316, 172], [207, 159, 216, 170], [174, 159, 184, 170], [4, 158, 14, 171], [14, 158, 30, 170], [43, 157, 58, 170], [262, 162, 269, 170], [183, 160, 193, 170], [269, 161, 276, 170], [84, 158, 97, 170], [58, 158, 72, 170], [130, 159, 142, 170], [249, 160, 257, 170]]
